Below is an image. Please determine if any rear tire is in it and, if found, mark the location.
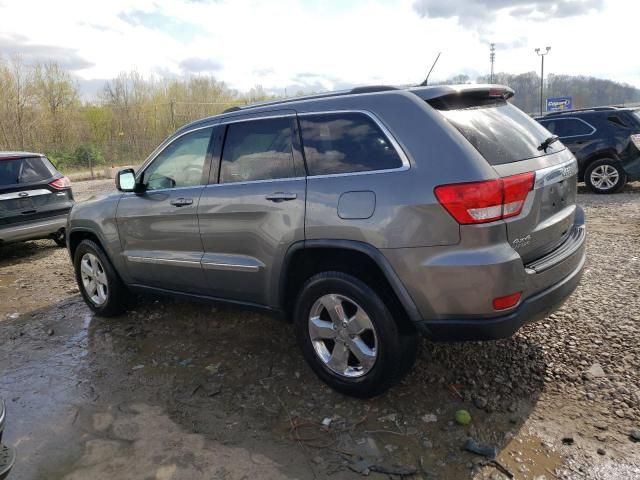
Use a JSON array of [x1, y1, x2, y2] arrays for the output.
[[52, 229, 66, 248], [293, 271, 417, 397], [73, 239, 129, 316], [585, 158, 626, 194]]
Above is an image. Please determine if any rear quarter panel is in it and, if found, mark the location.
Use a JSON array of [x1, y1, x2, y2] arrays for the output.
[[302, 91, 497, 248]]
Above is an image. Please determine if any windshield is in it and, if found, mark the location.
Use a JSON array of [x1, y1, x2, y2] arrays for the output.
[[633, 110, 640, 125], [434, 100, 564, 165], [0, 157, 57, 186]]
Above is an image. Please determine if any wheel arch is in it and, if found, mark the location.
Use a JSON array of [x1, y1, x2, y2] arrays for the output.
[[278, 240, 422, 330], [68, 228, 105, 260], [579, 150, 621, 181]]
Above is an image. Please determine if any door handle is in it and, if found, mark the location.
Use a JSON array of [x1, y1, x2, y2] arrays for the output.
[[170, 198, 194, 207], [265, 192, 297, 202]]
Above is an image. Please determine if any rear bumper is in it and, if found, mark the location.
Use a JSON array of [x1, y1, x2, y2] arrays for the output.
[[382, 205, 586, 341], [0, 399, 5, 440], [0, 214, 67, 244], [416, 250, 585, 340], [0, 399, 16, 480]]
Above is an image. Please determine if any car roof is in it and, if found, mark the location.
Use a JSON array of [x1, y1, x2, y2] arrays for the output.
[[538, 106, 637, 119], [0, 151, 45, 160], [178, 83, 515, 133]]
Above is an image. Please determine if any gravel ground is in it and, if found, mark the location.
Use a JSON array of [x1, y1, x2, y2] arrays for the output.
[[0, 179, 639, 480]]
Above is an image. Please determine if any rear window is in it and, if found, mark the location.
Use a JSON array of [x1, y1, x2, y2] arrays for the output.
[[433, 100, 563, 165], [0, 156, 57, 186]]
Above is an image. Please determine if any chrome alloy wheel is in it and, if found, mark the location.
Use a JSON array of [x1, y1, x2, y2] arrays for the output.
[[308, 294, 378, 378], [590, 164, 619, 190], [80, 253, 108, 305]]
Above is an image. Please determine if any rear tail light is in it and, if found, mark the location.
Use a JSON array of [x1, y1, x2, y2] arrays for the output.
[[492, 292, 522, 310], [50, 176, 71, 190], [631, 134, 640, 150], [434, 172, 534, 225]]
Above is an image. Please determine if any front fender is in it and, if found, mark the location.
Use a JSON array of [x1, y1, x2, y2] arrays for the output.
[[67, 192, 128, 280]]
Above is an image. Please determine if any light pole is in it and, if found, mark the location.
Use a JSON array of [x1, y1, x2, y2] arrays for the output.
[[535, 46, 551, 115], [489, 43, 495, 83]]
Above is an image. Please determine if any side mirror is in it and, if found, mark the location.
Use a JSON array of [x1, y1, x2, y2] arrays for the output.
[[116, 168, 136, 192]]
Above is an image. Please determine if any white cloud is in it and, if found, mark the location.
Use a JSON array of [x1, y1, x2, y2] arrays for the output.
[[0, 0, 637, 97]]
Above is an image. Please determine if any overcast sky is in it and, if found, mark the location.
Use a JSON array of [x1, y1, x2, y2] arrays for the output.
[[0, 0, 637, 97]]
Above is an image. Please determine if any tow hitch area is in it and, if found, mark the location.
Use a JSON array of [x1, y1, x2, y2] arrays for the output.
[[0, 400, 16, 480]]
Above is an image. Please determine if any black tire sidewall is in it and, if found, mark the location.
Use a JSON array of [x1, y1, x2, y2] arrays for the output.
[[293, 272, 403, 398], [53, 230, 66, 248], [73, 239, 127, 316], [585, 159, 626, 194]]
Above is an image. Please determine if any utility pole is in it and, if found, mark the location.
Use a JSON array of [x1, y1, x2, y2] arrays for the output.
[[489, 43, 495, 83], [535, 46, 551, 115], [170, 99, 176, 130]]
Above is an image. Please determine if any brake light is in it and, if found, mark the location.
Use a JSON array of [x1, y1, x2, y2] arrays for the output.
[[631, 134, 640, 150], [435, 172, 534, 225], [492, 292, 522, 310], [50, 176, 71, 190]]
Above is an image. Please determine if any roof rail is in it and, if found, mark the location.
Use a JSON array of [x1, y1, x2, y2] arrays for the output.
[[543, 106, 620, 116], [349, 85, 399, 94], [221, 85, 400, 114]]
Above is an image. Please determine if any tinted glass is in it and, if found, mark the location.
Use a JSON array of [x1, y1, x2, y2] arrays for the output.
[[220, 117, 294, 183], [539, 118, 593, 138], [632, 110, 640, 126], [0, 157, 57, 186], [437, 101, 562, 165], [145, 127, 213, 191], [607, 115, 628, 128], [300, 113, 403, 175]]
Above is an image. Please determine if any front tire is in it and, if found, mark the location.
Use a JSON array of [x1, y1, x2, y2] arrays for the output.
[[585, 158, 626, 193], [293, 271, 415, 397], [73, 239, 129, 316]]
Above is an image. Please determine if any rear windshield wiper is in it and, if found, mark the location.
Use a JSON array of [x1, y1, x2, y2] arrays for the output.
[[538, 135, 559, 152]]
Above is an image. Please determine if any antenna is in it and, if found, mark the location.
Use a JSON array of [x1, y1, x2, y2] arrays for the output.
[[420, 52, 441, 86]]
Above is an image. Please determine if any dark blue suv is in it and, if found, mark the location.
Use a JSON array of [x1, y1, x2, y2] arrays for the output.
[[536, 107, 640, 193]]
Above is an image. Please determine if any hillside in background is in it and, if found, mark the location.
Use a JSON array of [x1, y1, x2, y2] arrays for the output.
[[440, 72, 640, 113], [2, 53, 640, 174]]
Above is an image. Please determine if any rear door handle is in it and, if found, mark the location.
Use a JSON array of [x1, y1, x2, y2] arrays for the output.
[[265, 192, 297, 202], [170, 198, 194, 207]]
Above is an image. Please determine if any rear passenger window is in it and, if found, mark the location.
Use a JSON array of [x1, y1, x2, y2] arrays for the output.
[[608, 115, 628, 128], [220, 117, 294, 183], [540, 118, 593, 138], [299, 112, 403, 176]]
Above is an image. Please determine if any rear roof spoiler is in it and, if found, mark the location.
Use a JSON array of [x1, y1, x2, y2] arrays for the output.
[[410, 84, 515, 102]]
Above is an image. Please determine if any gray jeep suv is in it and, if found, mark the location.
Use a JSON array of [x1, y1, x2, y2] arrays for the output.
[[67, 85, 586, 397]]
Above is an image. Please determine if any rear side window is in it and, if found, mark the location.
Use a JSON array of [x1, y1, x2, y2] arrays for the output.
[[538, 118, 594, 138], [608, 115, 628, 128], [0, 156, 57, 186], [434, 100, 562, 165], [299, 112, 403, 176], [220, 117, 295, 183]]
